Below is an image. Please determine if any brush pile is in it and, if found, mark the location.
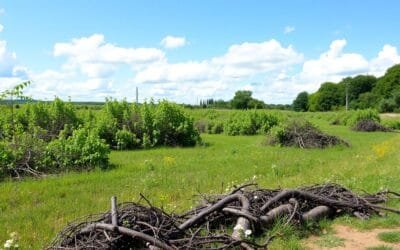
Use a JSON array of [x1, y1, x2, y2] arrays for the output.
[[49, 183, 400, 249], [352, 119, 391, 132], [268, 121, 349, 148]]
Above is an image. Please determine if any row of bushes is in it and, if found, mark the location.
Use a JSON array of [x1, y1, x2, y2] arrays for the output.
[[194, 110, 282, 136], [0, 99, 200, 179]]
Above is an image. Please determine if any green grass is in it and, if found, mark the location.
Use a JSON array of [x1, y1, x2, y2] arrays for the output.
[[1, 117, 400, 249], [377, 231, 400, 243], [314, 234, 345, 248], [366, 246, 394, 250]]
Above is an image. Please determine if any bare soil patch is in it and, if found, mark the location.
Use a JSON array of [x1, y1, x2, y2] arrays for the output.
[[306, 225, 400, 250]]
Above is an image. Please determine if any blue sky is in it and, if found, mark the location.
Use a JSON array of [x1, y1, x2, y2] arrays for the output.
[[1, 1, 400, 103]]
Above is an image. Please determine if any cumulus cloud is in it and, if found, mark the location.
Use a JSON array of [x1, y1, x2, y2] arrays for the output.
[[0, 40, 28, 78], [53, 34, 165, 77], [284, 26, 295, 34], [160, 36, 186, 49], [369, 44, 400, 76], [213, 39, 303, 78], [135, 39, 303, 85], [300, 39, 369, 84]]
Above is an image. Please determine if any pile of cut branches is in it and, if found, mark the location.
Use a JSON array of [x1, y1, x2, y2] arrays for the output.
[[268, 120, 349, 148], [49, 183, 400, 249], [353, 119, 392, 132]]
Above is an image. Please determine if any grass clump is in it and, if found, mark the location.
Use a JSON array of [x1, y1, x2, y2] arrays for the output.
[[377, 231, 400, 243], [314, 234, 345, 248]]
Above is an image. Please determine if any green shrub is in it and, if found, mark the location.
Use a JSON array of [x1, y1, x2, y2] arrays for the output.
[[224, 111, 280, 135], [153, 101, 200, 146], [0, 131, 47, 178], [115, 128, 140, 150], [45, 127, 110, 171], [382, 119, 400, 130]]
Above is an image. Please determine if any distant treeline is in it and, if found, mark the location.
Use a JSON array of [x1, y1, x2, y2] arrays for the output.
[[292, 64, 400, 112], [187, 91, 291, 110]]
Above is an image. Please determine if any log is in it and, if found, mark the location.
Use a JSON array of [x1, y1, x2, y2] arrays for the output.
[[260, 204, 293, 226], [301, 206, 332, 221], [81, 223, 175, 250], [260, 189, 361, 212], [178, 193, 249, 231], [111, 196, 118, 228]]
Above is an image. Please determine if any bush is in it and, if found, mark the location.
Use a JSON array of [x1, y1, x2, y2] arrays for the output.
[[153, 101, 200, 146], [45, 127, 110, 171], [0, 131, 47, 178], [224, 111, 280, 135], [115, 128, 140, 150], [382, 119, 400, 130]]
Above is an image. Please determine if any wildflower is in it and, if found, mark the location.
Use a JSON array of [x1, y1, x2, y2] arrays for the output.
[[253, 195, 258, 200], [244, 229, 252, 237], [4, 239, 12, 248]]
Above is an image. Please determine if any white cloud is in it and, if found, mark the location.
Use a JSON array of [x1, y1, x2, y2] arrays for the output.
[[160, 36, 186, 49], [213, 39, 303, 78], [369, 44, 400, 76], [0, 40, 24, 78], [284, 26, 295, 34], [53, 34, 165, 77], [135, 61, 216, 84], [300, 39, 369, 84]]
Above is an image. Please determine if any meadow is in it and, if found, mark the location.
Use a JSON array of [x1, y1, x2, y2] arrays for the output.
[[1, 110, 400, 249]]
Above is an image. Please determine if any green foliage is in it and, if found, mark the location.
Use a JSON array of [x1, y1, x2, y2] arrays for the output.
[[346, 75, 377, 103], [315, 82, 343, 111], [153, 101, 199, 146], [348, 109, 380, 126], [293, 64, 400, 112], [45, 127, 110, 171], [292, 91, 309, 112], [377, 231, 400, 243], [374, 64, 400, 98], [230, 90, 265, 109], [379, 98, 397, 113], [115, 128, 140, 150], [94, 99, 200, 149], [224, 110, 280, 135]]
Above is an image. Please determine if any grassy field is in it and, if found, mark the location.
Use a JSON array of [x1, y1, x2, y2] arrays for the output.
[[1, 115, 400, 249]]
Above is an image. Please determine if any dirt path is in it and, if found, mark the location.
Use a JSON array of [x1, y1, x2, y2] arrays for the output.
[[306, 225, 400, 250]]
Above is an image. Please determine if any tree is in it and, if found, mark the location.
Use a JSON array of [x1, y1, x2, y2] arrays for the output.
[[292, 91, 309, 111], [373, 64, 400, 98], [231, 90, 253, 109], [316, 82, 343, 111]]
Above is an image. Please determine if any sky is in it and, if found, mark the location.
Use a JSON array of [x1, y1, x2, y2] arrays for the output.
[[1, 1, 400, 104]]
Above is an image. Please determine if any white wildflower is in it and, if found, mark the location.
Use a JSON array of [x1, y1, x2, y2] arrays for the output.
[[4, 241, 11, 248], [253, 195, 258, 199], [244, 229, 252, 237]]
